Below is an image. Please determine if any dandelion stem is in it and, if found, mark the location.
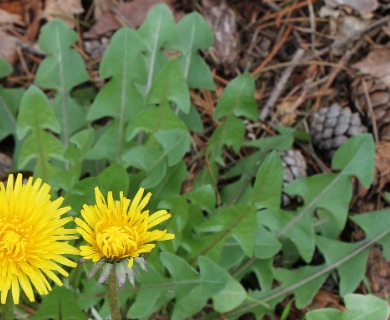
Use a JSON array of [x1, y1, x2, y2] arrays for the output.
[[108, 269, 121, 320], [4, 294, 13, 320]]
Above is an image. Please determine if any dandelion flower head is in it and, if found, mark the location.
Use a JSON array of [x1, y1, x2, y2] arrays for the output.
[[0, 174, 79, 304], [75, 187, 174, 285]]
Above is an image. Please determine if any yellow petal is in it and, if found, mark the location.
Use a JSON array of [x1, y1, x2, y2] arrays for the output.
[[0, 174, 78, 304]]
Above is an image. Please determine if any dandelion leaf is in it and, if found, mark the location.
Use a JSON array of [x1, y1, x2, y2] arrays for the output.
[[351, 210, 390, 260], [273, 265, 328, 309], [32, 286, 87, 320], [0, 85, 23, 141], [282, 135, 375, 262], [154, 128, 191, 166], [138, 3, 177, 94], [214, 73, 258, 121], [16, 86, 63, 176], [128, 264, 171, 319], [36, 19, 88, 91], [186, 184, 216, 214], [249, 151, 283, 210], [207, 116, 245, 165], [35, 19, 89, 137], [0, 59, 12, 78], [213, 273, 247, 313], [332, 133, 375, 188], [306, 294, 389, 320], [122, 145, 167, 188], [147, 59, 190, 113], [176, 12, 215, 89], [126, 104, 187, 141], [316, 236, 370, 296], [87, 27, 146, 162]]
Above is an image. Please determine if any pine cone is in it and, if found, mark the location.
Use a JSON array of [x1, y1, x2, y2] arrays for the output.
[[353, 78, 390, 141], [202, 0, 239, 71], [310, 103, 367, 158], [281, 149, 307, 206]]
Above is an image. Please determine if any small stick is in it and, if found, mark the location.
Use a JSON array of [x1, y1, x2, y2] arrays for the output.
[[259, 48, 305, 121], [362, 78, 379, 143], [306, 0, 316, 52], [251, 24, 293, 77], [313, 48, 354, 112]]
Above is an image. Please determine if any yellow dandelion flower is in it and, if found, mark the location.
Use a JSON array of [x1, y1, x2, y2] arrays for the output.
[[0, 174, 79, 305], [75, 187, 174, 286]]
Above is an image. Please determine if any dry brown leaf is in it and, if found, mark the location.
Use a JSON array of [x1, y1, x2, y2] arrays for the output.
[[336, 15, 371, 39], [0, 31, 18, 64], [202, 0, 239, 70], [0, 0, 30, 16], [276, 100, 298, 127], [93, 0, 114, 19], [324, 0, 379, 14], [366, 247, 390, 299], [42, 0, 84, 26], [0, 8, 23, 25], [320, 7, 372, 55], [307, 290, 343, 310], [352, 48, 390, 89], [85, 0, 174, 38]]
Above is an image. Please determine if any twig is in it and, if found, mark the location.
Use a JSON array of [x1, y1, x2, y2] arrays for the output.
[[275, 0, 318, 26], [259, 48, 305, 121], [313, 48, 356, 111], [256, 14, 390, 121], [15, 46, 33, 80], [306, 0, 316, 52], [251, 24, 293, 78], [257, 15, 390, 77], [362, 78, 379, 143], [265, 1, 281, 12], [312, 15, 390, 60], [263, 0, 318, 22]]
